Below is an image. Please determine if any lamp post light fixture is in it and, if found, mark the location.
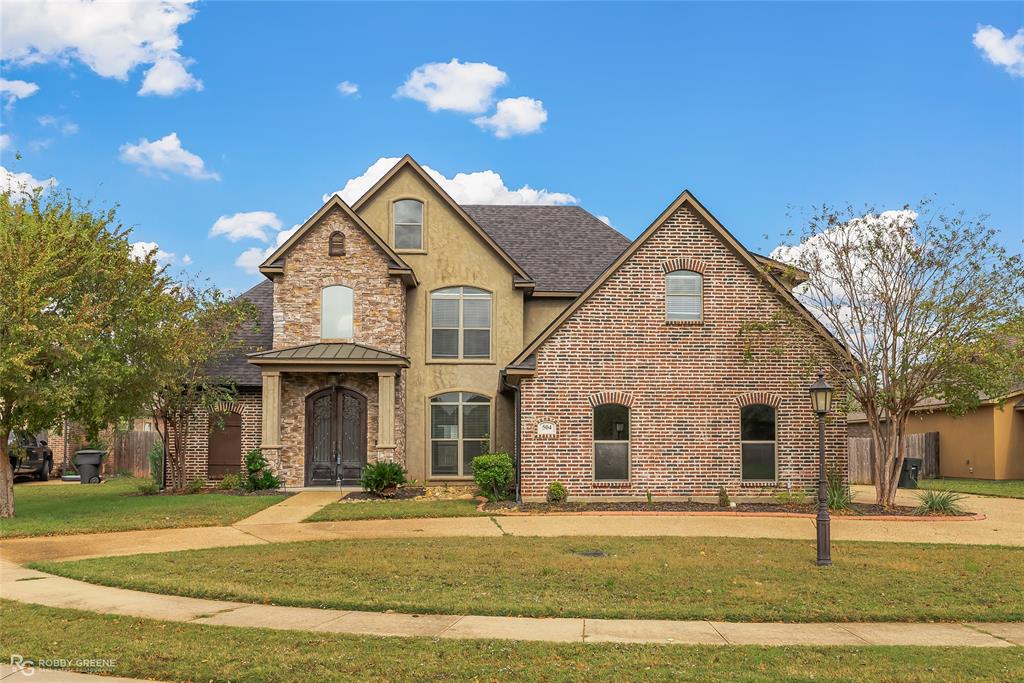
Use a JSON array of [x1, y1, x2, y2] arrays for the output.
[[809, 373, 834, 566]]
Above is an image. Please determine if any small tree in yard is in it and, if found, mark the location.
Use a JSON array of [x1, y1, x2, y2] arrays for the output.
[[0, 185, 178, 517], [772, 202, 1024, 507], [147, 284, 256, 491]]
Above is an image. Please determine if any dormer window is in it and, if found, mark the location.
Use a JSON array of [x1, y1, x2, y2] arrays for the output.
[[394, 199, 423, 250], [321, 285, 354, 339], [328, 231, 345, 256]]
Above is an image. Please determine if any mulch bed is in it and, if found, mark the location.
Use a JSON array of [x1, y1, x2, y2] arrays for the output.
[[485, 500, 971, 517], [342, 486, 426, 501]]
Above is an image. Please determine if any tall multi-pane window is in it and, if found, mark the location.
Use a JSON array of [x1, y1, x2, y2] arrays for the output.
[[320, 285, 353, 339], [666, 270, 702, 321], [594, 403, 629, 481], [431, 287, 491, 359], [430, 392, 490, 476], [740, 404, 776, 481], [394, 199, 423, 250]]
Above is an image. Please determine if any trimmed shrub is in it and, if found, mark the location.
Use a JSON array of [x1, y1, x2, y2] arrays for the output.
[[135, 479, 158, 496], [218, 472, 243, 491], [774, 490, 808, 506], [718, 486, 731, 508], [472, 452, 514, 502], [244, 448, 281, 491], [185, 478, 205, 494], [827, 469, 853, 511], [360, 461, 408, 497], [547, 481, 568, 503], [916, 489, 966, 516]]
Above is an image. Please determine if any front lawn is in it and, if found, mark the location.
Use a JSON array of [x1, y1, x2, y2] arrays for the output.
[[32, 536, 1024, 623], [0, 478, 286, 538], [306, 498, 486, 521], [1, 601, 1020, 683], [918, 478, 1024, 499]]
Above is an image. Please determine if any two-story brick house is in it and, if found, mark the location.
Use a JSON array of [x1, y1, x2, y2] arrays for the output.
[[196, 155, 847, 498]]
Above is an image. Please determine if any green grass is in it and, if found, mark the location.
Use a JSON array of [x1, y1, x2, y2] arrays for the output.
[[0, 478, 286, 538], [0, 601, 1020, 682], [918, 478, 1024, 499], [32, 536, 1024, 623], [306, 497, 486, 521]]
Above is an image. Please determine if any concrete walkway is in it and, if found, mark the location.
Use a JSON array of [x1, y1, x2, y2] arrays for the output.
[[233, 490, 341, 525], [1, 560, 1019, 647], [1, 664, 145, 682]]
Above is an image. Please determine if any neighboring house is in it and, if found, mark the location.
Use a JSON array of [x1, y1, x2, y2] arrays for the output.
[[194, 155, 847, 498], [848, 387, 1024, 481]]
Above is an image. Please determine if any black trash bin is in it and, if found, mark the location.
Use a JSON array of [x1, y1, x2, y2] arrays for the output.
[[73, 449, 106, 484], [899, 458, 922, 489]]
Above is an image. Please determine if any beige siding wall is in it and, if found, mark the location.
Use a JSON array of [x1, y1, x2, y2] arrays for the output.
[[905, 408, 996, 479], [523, 297, 573, 345], [992, 400, 1024, 479], [356, 166, 523, 482]]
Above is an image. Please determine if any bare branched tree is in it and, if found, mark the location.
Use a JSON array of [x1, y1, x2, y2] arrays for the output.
[[772, 201, 1024, 506]]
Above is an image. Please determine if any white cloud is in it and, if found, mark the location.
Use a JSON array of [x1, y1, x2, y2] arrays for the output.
[[596, 215, 612, 227], [1, 0, 201, 96], [0, 134, 10, 151], [235, 224, 300, 274], [0, 165, 57, 200], [0, 78, 39, 109], [396, 59, 507, 114], [119, 132, 219, 180], [37, 114, 78, 135], [323, 157, 577, 206], [473, 96, 547, 138], [209, 211, 282, 242], [181, 253, 192, 265], [138, 56, 203, 96], [130, 241, 174, 262], [337, 80, 359, 96], [973, 25, 1024, 77]]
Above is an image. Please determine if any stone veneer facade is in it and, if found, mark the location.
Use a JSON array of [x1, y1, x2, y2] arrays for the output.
[[517, 202, 847, 500], [269, 205, 407, 486]]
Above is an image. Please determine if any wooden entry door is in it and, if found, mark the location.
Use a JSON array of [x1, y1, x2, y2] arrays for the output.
[[305, 388, 367, 486], [208, 412, 242, 480]]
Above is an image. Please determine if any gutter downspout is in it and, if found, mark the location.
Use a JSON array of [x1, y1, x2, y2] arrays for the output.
[[500, 371, 522, 504]]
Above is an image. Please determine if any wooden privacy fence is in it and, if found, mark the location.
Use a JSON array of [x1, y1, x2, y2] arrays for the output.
[[848, 432, 939, 485], [102, 430, 161, 478]]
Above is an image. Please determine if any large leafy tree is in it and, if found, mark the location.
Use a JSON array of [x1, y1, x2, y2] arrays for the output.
[[772, 202, 1024, 506], [0, 186, 177, 517], [147, 284, 256, 491]]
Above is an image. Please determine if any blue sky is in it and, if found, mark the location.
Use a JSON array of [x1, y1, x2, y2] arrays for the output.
[[1, 1, 1022, 293]]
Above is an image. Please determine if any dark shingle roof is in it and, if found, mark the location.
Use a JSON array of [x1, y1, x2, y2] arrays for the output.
[[462, 205, 630, 292], [205, 280, 273, 387]]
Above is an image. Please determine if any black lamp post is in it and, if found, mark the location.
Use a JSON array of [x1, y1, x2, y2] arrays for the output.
[[809, 373, 834, 566]]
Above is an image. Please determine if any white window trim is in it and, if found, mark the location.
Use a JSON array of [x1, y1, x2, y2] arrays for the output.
[[666, 270, 703, 322], [429, 392, 491, 478], [393, 199, 424, 251], [430, 287, 492, 360], [593, 404, 630, 482], [740, 405, 777, 482], [320, 285, 354, 340]]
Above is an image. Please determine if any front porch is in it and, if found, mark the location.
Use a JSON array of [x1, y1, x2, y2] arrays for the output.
[[249, 342, 408, 487]]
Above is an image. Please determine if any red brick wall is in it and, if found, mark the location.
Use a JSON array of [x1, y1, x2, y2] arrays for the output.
[[518, 202, 847, 500], [178, 388, 262, 485]]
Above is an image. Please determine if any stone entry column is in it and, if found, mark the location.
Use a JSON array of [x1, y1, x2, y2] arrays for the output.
[[261, 371, 283, 468], [376, 371, 396, 451]]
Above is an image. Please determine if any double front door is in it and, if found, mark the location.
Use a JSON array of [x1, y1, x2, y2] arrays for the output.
[[305, 387, 367, 486]]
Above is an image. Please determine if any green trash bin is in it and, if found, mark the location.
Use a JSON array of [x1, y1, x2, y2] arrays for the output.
[[73, 449, 106, 484], [898, 458, 922, 489]]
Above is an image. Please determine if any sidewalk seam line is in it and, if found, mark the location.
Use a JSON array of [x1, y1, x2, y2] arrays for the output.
[[707, 621, 730, 644], [436, 615, 465, 636], [837, 624, 872, 645]]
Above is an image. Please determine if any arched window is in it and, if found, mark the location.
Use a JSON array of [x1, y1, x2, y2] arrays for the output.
[[666, 270, 702, 321], [430, 391, 490, 477], [328, 231, 345, 256], [321, 285, 354, 339], [430, 287, 491, 359], [740, 404, 776, 481], [394, 199, 423, 250], [594, 403, 629, 481]]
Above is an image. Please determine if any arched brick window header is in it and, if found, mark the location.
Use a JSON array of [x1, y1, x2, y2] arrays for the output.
[[328, 231, 345, 256], [209, 400, 243, 415], [588, 391, 635, 408], [735, 392, 783, 409], [662, 257, 706, 274]]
